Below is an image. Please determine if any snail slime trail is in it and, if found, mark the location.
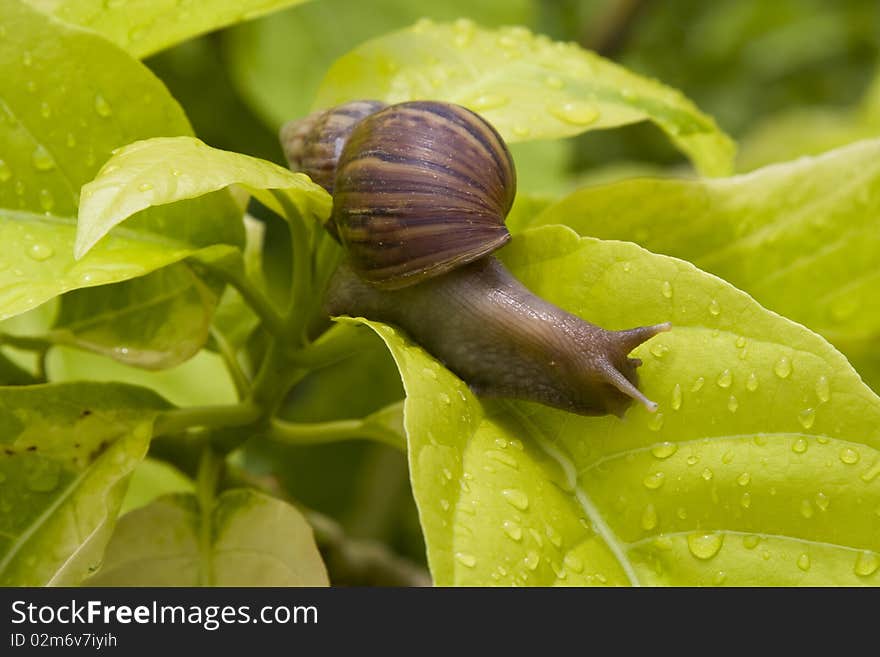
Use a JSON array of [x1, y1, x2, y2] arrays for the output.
[[281, 100, 669, 417]]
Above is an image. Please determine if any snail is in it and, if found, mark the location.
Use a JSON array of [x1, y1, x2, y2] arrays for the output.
[[280, 100, 669, 417]]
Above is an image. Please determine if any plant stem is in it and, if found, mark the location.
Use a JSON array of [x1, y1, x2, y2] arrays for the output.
[[0, 333, 52, 352], [196, 443, 223, 586], [153, 402, 262, 437], [271, 189, 313, 347], [210, 326, 250, 399], [268, 416, 404, 450]]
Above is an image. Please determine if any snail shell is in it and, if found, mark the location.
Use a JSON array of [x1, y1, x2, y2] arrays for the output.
[[331, 101, 516, 289]]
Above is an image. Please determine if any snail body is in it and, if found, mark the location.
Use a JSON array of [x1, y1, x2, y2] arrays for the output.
[[282, 100, 667, 416]]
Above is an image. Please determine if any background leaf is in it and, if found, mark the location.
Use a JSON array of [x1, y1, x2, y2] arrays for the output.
[[87, 489, 329, 585], [0, 0, 240, 321], [28, 0, 311, 59], [120, 457, 194, 515], [313, 20, 735, 176], [531, 139, 880, 391], [0, 382, 168, 585], [357, 226, 880, 586]]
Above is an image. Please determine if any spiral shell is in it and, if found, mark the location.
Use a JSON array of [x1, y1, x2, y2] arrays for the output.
[[280, 100, 387, 193], [331, 100, 516, 289]]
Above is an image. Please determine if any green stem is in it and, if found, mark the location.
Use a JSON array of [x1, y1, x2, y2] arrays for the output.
[[0, 333, 53, 352], [153, 402, 261, 437], [271, 189, 313, 346], [196, 444, 223, 587], [210, 326, 250, 399], [198, 260, 287, 341], [268, 416, 404, 450]]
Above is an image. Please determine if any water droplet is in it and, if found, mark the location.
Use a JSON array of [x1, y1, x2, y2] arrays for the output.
[[797, 408, 816, 430], [687, 532, 723, 560], [643, 471, 665, 490], [735, 336, 747, 349], [27, 243, 54, 261], [713, 571, 727, 585], [640, 503, 658, 530], [31, 144, 55, 171], [647, 412, 664, 431], [716, 369, 732, 388], [544, 75, 564, 89], [701, 468, 713, 481], [800, 499, 814, 519], [0, 159, 10, 182], [548, 101, 599, 126], [742, 535, 760, 549], [721, 450, 734, 465], [651, 441, 677, 459], [455, 552, 476, 568], [494, 438, 508, 449], [486, 449, 518, 468], [512, 125, 531, 137], [737, 472, 751, 486], [502, 520, 523, 541], [38, 188, 54, 212], [470, 94, 509, 110], [814, 491, 830, 511], [708, 299, 721, 316], [860, 459, 880, 483], [94, 93, 112, 117], [137, 182, 154, 192], [661, 280, 673, 299], [422, 367, 437, 380], [545, 525, 563, 548], [668, 384, 682, 411], [501, 488, 529, 511], [839, 447, 860, 465], [691, 376, 705, 392], [439, 498, 450, 511], [453, 18, 475, 47], [774, 355, 792, 379], [676, 507, 688, 520], [509, 439, 524, 451], [563, 553, 584, 573], [792, 438, 808, 454], [746, 372, 759, 392], [739, 491, 752, 509], [686, 454, 699, 465], [854, 551, 879, 577], [524, 550, 540, 571], [438, 392, 451, 405], [650, 342, 669, 358], [796, 553, 811, 571], [727, 395, 739, 413], [529, 528, 543, 547]]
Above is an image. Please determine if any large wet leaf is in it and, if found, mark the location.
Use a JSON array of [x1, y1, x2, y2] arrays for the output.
[[225, 0, 534, 128], [531, 139, 880, 392], [0, 382, 169, 585], [0, 1, 241, 320], [314, 20, 735, 176], [76, 136, 330, 257], [28, 0, 311, 59], [358, 226, 880, 586], [87, 489, 329, 585]]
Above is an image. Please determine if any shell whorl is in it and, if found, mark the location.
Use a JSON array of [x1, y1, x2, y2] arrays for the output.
[[280, 100, 387, 193], [331, 100, 516, 289]]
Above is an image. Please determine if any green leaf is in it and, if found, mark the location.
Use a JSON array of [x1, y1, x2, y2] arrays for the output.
[[314, 19, 735, 176], [48, 346, 238, 407], [51, 264, 220, 369], [0, 382, 169, 585], [0, 1, 240, 320], [531, 139, 880, 391], [28, 0, 311, 59], [120, 458, 194, 515], [76, 136, 331, 258], [357, 226, 880, 586], [86, 489, 329, 585], [225, 0, 534, 128]]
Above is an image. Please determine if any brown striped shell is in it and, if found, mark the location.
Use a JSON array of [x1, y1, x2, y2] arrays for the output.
[[280, 100, 388, 193], [331, 101, 516, 289]]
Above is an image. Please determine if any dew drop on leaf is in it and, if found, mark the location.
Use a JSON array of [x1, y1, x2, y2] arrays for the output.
[[716, 369, 732, 388], [661, 280, 673, 299], [687, 532, 723, 560], [737, 472, 750, 486], [501, 488, 529, 511], [454, 552, 477, 568], [800, 499, 814, 519], [815, 375, 830, 403], [742, 535, 760, 550], [640, 503, 658, 530], [38, 189, 53, 212], [563, 553, 584, 573], [727, 395, 739, 413], [854, 551, 879, 577], [708, 299, 721, 316], [691, 376, 705, 392], [814, 491, 829, 511], [740, 492, 751, 508], [27, 242, 53, 261], [547, 101, 599, 126], [670, 384, 682, 411], [651, 441, 677, 459], [797, 408, 816, 430], [469, 94, 509, 110], [860, 460, 880, 483], [792, 438, 808, 454], [31, 144, 55, 171], [648, 411, 664, 431], [701, 468, 713, 481], [774, 355, 792, 379], [545, 525, 562, 548], [796, 553, 811, 571], [94, 93, 113, 117], [524, 550, 539, 570], [746, 372, 759, 392], [839, 447, 860, 465], [502, 520, 523, 542], [643, 471, 665, 490]]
